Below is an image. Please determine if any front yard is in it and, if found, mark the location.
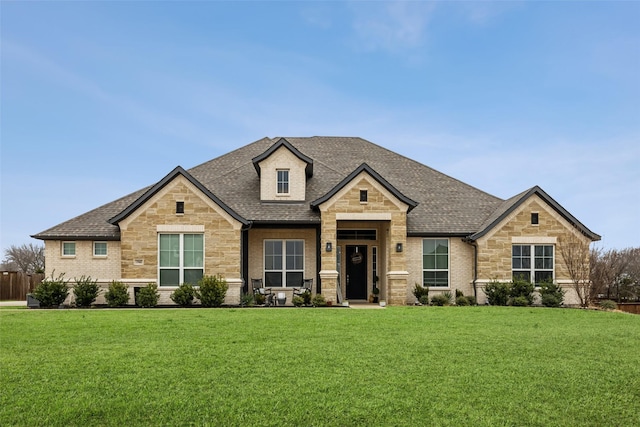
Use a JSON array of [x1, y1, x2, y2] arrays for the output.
[[1, 306, 639, 426]]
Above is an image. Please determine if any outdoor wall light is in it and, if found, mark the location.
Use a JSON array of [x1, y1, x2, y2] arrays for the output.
[[396, 243, 403, 252], [326, 242, 333, 252]]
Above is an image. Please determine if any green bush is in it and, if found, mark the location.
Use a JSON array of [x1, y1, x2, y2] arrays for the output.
[[72, 276, 100, 307], [33, 272, 69, 308], [197, 275, 228, 307], [292, 296, 305, 307], [105, 281, 129, 307], [301, 290, 312, 306], [254, 293, 266, 305], [137, 283, 160, 308], [419, 295, 430, 305], [511, 296, 530, 307], [312, 294, 327, 307], [240, 292, 255, 307], [599, 300, 617, 311], [456, 295, 470, 306], [455, 289, 464, 298], [413, 283, 429, 303], [484, 281, 510, 306], [539, 280, 564, 307], [466, 295, 477, 306], [170, 283, 196, 307], [431, 294, 451, 306], [510, 278, 534, 306]]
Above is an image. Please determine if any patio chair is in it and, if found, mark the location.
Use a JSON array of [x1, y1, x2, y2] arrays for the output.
[[293, 279, 313, 298], [251, 278, 274, 306]]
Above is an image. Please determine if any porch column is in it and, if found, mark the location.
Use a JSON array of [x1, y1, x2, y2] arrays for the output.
[[387, 271, 409, 305], [386, 211, 408, 305], [319, 210, 338, 304]]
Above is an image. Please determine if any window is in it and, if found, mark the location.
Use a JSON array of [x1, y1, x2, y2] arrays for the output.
[[277, 170, 289, 194], [93, 242, 107, 257], [512, 244, 554, 285], [360, 190, 368, 203], [176, 201, 185, 214], [337, 230, 377, 240], [62, 242, 76, 256], [159, 234, 204, 286], [423, 239, 449, 287], [531, 212, 539, 225], [264, 240, 304, 287]]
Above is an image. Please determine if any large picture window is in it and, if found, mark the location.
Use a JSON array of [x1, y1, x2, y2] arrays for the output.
[[423, 239, 449, 288], [264, 240, 304, 287], [512, 244, 554, 285], [159, 234, 204, 286]]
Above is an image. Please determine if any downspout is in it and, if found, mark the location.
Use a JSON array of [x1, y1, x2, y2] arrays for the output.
[[463, 237, 478, 302], [241, 222, 253, 294]]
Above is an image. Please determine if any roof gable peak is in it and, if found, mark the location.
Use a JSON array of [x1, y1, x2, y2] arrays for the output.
[[252, 137, 313, 177]]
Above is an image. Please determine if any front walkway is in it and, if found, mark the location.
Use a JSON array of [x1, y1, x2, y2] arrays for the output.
[[0, 300, 26, 307]]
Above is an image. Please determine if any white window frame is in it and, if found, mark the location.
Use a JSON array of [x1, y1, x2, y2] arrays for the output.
[[158, 233, 204, 287], [62, 241, 76, 257], [264, 239, 304, 288], [422, 238, 450, 289], [276, 169, 290, 195], [93, 242, 108, 257], [512, 244, 554, 286]]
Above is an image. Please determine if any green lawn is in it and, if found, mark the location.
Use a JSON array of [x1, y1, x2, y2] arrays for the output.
[[1, 307, 639, 426]]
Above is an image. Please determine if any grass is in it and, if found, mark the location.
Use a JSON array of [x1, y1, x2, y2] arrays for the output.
[[1, 307, 639, 426]]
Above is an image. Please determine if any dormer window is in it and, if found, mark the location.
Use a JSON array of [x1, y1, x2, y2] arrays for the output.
[[277, 170, 289, 194]]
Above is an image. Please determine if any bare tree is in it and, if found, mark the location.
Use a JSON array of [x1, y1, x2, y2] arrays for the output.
[[559, 232, 592, 307], [590, 246, 639, 303], [2, 243, 45, 274]]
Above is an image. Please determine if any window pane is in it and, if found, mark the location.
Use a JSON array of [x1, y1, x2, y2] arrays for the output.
[[63, 242, 76, 256], [423, 239, 436, 255], [512, 246, 521, 257], [423, 255, 435, 269], [265, 272, 282, 287], [435, 240, 448, 254], [286, 272, 304, 287], [94, 242, 107, 256], [184, 234, 203, 267], [424, 271, 448, 287], [184, 269, 203, 285], [265, 241, 282, 270], [535, 271, 553, 285], [160, 234, 180, 267], [160, 269, 180, 286], [522, 246, 531, 256], [513, 271, 531, 283], [286, 241, 303, 270], [436, 254, 448, 269]]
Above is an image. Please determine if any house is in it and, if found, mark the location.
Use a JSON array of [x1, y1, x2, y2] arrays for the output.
[[32, 136, 600, 306]]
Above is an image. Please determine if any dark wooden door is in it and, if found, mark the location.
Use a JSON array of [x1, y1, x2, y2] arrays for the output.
[[346, 245, 367, 300]]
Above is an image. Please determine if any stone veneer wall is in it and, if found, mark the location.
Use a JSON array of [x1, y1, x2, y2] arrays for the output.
[[117, 176, 243, 305], [475, 194, 592, 305]]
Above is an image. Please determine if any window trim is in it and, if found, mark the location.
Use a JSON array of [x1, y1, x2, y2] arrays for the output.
[[531, 212, 539, 226], [264, 239, 304, 288], [512, 244, 554, 286], [422, 238, 450, 289], [158, 233, 204, 287], [276, 169, 290, 195], [62, 241, 76, 257], [93, 241, 108, 257]]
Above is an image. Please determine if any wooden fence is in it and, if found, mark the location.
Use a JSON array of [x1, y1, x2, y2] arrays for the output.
[[0, 272, 44, 301], [618, 303, 640, 315]]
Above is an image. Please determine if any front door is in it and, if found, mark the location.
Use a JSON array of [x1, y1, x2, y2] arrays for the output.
[[346, 245, 367, 300]]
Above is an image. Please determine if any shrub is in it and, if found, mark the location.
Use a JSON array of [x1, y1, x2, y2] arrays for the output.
[[466, 295, 477, 306], [413, 284, 429, 303], [431, 294, 451, 306], [456, 295, 470, 306], [301, 290, 312, 306], [254, 293, 266, 305], [292, 296, 305, 307], [510, 278, 534, 306], [197, 275, 228, 307], [240, 292, 255, 307], [312, 294, 327, 307], [73, 276, 100, 307], [599, 300, 617, 311], [455, 289, 464, 298], [137, 283, 160, 308], [484, 280, 510, 306], [511, 296, 530, 307], [105, 281, 129, 307], [33, 272, 69, 308], [539, 280, 565, 308], [170, 283, 196, 307], [419, 295, 430, 305]]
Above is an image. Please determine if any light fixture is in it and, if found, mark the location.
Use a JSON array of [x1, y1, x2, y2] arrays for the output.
[[396, 243, 403, 252], [326, 242, 332, 252]]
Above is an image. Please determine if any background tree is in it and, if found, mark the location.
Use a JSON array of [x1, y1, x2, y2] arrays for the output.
[[559, 232, 592, 308], [2, 243, 45, 274], [591, 247, 639, 303]]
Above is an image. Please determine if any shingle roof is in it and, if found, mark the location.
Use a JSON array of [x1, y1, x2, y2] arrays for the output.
[[32, 136, 595, 241]]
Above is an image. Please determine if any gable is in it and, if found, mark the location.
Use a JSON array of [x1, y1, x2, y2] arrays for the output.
[[255, 145, 309, 202], [311, 164, 418, 215]]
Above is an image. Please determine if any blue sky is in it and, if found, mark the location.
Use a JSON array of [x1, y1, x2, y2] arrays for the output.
[[1, 1, 639, 254]]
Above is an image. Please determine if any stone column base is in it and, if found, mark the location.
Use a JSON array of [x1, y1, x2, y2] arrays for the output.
[[387, 271, 409, 305]]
